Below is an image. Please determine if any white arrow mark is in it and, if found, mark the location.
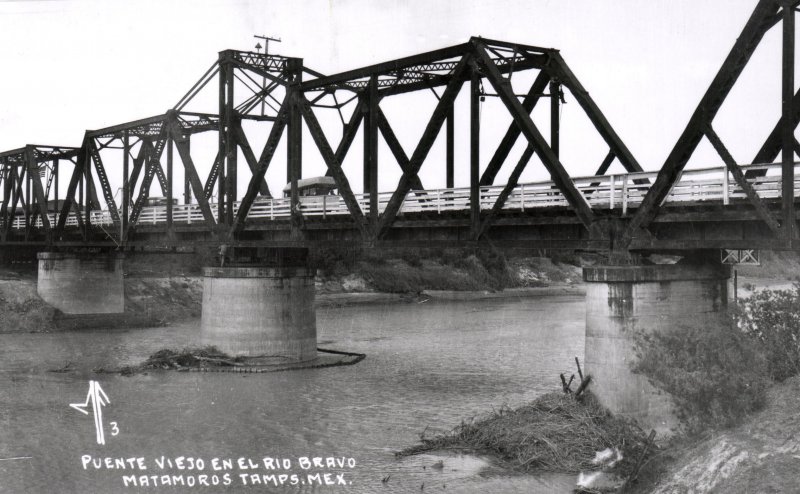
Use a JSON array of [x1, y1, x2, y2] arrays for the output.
[[70, 380, 110, 445]]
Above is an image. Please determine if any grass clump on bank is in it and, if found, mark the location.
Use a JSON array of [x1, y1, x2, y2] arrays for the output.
[[632, 319, 769, 435], [398, 392, 650, 476]]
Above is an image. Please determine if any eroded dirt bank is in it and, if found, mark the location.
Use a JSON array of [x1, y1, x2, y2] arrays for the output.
[[645, 376, 800, 493]]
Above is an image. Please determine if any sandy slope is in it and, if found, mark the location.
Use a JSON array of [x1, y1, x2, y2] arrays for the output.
[[650, 376, 800, 493]]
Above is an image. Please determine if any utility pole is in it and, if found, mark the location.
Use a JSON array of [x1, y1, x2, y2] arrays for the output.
[[254, 35, 281, 116]]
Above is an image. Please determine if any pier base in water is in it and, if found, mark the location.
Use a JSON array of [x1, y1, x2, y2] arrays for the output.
[[37, 252, 124, 314], [200, 266, 317, 361], [583, 263, 730, 437]]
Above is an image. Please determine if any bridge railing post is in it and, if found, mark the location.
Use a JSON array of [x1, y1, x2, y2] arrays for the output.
[[520, 184, 525, 212], [622, 175, 629, 215], [609, 174, 616, 209], [723, 168, 730, 205]]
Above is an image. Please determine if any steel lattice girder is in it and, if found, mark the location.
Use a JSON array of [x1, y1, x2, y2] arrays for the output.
[[301, 37, 552, 95], [86, 112, 220, 140], [0, 146, 79, 165]]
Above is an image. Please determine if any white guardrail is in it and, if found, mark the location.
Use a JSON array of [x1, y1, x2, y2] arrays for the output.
[[10, 162, 800, 229]]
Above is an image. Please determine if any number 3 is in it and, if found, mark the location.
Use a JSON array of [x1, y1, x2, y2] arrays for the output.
[[110, 422, 119, 436]]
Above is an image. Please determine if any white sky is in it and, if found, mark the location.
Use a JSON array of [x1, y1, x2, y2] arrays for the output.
[[0, 0, 792, 197]]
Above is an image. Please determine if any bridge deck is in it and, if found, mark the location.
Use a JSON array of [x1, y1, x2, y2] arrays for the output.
[[12, 162, 796, 230]]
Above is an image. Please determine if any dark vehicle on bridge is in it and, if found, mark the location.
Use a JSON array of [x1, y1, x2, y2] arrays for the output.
[[281, 176, 338, 197], [145, 197, 179, 207]]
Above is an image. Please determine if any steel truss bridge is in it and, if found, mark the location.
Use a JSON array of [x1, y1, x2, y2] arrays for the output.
[[3, 0, 800, 254]]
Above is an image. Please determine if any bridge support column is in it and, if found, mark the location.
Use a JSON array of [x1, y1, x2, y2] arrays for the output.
[[37, 252, 124, 314], [583, 262, 730, 437], [201, 266, 317, 361]]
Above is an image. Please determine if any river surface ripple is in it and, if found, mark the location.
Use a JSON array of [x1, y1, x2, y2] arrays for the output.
[[0, 295, 584, 493]]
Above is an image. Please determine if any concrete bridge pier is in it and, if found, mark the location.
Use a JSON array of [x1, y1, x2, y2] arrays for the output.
[[583, 261, 730, 437], [200, 265, 317, 361], [37, 252, 125, 314]]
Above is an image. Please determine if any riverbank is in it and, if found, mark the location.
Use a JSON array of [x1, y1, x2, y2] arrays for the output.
[[0, 252, 585, 333], [638, 375, 800, 493]]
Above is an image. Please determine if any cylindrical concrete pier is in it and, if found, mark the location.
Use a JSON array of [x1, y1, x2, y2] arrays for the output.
[[583, 263, 730, 437], [37, 252, 125, 314], [201, 266, 317, 361]]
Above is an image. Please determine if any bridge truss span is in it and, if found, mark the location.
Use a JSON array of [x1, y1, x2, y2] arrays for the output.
[[4, 1, 800, 253]]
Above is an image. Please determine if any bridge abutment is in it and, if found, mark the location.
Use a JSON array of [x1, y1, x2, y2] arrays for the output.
[[200, 266, 317, 360], [583, 262, 730, 437], [37, 252, 125, 314]]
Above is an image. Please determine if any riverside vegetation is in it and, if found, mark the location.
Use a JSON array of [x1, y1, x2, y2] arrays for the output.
[[398, 276, 800, 492]]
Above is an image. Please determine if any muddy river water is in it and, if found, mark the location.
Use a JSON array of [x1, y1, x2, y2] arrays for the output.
[[0, 295, 585, 493]]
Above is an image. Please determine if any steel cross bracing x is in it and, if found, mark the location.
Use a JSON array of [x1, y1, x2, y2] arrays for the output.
[[0, 37, 645, 248], [621, 0, 800, 250], [6, 6, 800, 253]]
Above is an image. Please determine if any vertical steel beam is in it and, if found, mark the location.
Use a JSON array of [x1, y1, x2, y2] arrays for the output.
[[470, 68, 481, 238], [84, 144, 91, 233], [224, 62, 237, 227], [366, 74, 379, 223], [122, 131, 129, 237], [288, 92, 300, 213], [217, 54, 228, 224], [446, 107, 454, 188], [184, 136, 191, 204], [0, 164, 11, 240], [25, 163, 31, 231], [550, 79, 560, 158], [167, 136, 174, 230], [287, 58, 303, 216], [184, 170, 191, 204], [54, 158, 58, 217], [75, 174, 83, 218], [782, 0, 796, 240]]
